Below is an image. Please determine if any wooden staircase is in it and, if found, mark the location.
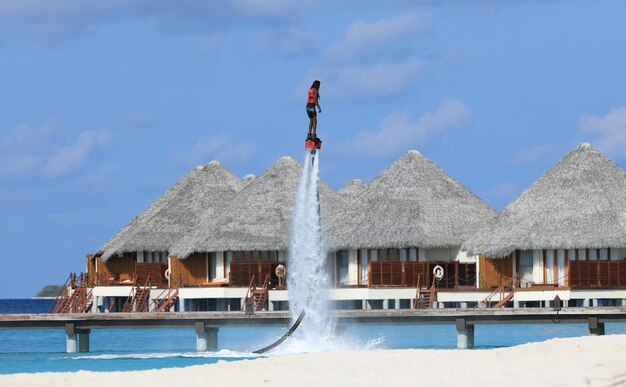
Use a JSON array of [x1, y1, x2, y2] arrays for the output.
[[122, 276, 151, 313], [413, 275, 436, 309], [476, 274, 518, 308], [50, 273, 93, 314], [244, 274, 270, 313], [152, 287, 179, 312]]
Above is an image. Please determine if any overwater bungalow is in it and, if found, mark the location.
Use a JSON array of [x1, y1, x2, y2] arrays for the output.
[[166, 156, 346, 310], [68, 144, 626, 313], [463, 143, 626, 307], [326, 150, 496, 309], [86, 161, 242, 310]]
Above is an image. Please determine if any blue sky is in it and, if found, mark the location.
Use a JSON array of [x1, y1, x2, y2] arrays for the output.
[[2, 1, 626, 297]]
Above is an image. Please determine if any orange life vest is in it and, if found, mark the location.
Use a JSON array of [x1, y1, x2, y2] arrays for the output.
[[307, 88, 316, 104]]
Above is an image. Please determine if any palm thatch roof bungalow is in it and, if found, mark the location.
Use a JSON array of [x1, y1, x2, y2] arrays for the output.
[[91, 161, 242, 286], [338, 179, 366, 202], [328, 150, 496, 290], [168, 156, 347, 288], [463, 143, 626, 296]]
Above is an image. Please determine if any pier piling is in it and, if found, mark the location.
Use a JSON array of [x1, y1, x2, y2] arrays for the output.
[[588, 317, 605, 336], [456, 318, 474, 349], [195, 322, 218, 352]]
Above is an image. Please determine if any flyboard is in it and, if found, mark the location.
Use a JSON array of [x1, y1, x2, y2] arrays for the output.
[[253, 135, 322, 354]]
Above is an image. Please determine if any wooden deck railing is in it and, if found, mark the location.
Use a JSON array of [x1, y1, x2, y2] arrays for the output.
[[229, 261, 286, 288], [570, 261, 626, 289], [369, 261, 477, 288]]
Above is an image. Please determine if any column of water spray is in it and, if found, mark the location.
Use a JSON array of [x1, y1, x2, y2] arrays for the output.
[[286, 152, 334, 348]]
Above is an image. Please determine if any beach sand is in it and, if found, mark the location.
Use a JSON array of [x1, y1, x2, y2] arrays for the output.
[[2, 334, 626, 387]]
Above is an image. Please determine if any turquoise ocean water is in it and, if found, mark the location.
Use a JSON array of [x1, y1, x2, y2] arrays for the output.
[[1, 299, 625, 374]]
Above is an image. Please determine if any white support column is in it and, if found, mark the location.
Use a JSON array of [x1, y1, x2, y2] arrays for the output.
[[179, 298, 186, 312], [195, 322, 218, 352], [588, 317, 605, 336], [65, 323, 77, 353], [456, 319, 474, 349], [475, 254, 480, 289], [382, 299, 389, 310], [395, 299, 401, 310]]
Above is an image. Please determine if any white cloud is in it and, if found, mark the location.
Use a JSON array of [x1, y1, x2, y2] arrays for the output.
[[305, 59, 424, 100], [0, 1, 313, 40], [187, 134, 255, 165], [512, 144, 554, 165], [344, 98, 471, 158], [580, 106, 626, 159], [44, 130, 112, 177], [324, 10, 430, 63], [0, 120, 112, 178], [244, 26, 316, 57]]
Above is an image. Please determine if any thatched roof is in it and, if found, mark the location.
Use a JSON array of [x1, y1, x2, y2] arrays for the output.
[[463, 143, 626, 257], [241, 174, 256, 187], [170, 156, 347, 257], [339, 179, 366, 202], [99, 161, 241, 260], [328, 150, 496, 250]]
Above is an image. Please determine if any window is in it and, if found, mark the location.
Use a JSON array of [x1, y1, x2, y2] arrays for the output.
[[519, 250, 533, 286], [578, 248, 586, 261], [599, 248, 608, 261], [409, 248, 417, 261], [588, 249, 597, 261], [568, 249, 576, 261], [399, 249, 407, 262], [337, 251, 349, 284], [379, 249, 387, 261]]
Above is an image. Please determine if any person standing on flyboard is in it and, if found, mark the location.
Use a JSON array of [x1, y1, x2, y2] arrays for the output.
[[306, 80, 321, 141]]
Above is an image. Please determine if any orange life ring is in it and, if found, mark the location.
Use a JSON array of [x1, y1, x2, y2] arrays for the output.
[[164, 269, 171, 281], [275, 264, 286, 278]]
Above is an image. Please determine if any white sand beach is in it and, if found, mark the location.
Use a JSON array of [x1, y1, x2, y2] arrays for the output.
[[3, 334, 626, 387]]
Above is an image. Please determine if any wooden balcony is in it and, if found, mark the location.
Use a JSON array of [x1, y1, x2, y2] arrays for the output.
[[229, 261, 287, 289], [369, 261, 476, 289], [570, 260, 626, 289]]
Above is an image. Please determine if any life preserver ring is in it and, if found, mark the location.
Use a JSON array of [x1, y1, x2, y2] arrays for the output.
[[275, 264, 286, 278], [433, 265, 444, 280], [164, 269, 171, 281]]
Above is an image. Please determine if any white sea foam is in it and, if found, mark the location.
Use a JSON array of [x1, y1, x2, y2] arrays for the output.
[[69, 349, 259, 361]]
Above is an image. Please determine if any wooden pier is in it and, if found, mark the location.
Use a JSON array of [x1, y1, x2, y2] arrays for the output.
[[1, 307, 625, 352]]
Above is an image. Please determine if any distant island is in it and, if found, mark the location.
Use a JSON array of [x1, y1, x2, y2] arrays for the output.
[[35, 285, 63, 298]]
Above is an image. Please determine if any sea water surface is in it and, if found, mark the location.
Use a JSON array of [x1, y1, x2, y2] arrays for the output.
[[1, 299, 625, 374]]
